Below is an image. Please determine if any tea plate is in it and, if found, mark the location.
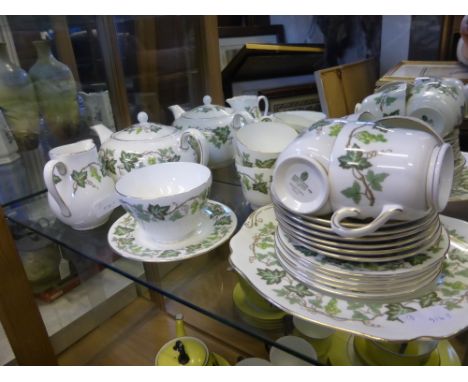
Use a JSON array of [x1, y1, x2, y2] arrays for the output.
[[229, 204, 468, 341], [108, 200, 237, 262]]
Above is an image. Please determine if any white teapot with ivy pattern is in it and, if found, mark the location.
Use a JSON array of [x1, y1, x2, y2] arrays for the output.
[[91, 112, 209, 181], [169, 95, 235, 169]]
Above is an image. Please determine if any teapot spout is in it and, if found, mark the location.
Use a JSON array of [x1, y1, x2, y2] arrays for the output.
[[168, 104, 186, 121], [90, 124, 113, 145]]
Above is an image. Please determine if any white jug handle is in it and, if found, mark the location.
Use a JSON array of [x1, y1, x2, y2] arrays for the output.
[[331, 205, 403, 238], [232, 111, 255, 130], [258, 95, 269, 116], [180, 128, 210, 166], [43, 159, 72, 217]]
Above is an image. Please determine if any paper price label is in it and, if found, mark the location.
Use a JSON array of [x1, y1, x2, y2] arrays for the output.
[[94, 195, 120, 218], [399, 306, 453, 325]]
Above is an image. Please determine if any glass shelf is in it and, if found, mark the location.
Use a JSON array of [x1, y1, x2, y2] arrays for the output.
[[4, 181, 323, 365]]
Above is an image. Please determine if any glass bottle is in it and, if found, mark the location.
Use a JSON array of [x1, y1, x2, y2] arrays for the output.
[[0, 42, 40, 151], [29, 40, 80, 147]]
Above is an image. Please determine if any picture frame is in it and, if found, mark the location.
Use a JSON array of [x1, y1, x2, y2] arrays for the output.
[[377, 60, 468, 86], [218, 25, 285, 70]]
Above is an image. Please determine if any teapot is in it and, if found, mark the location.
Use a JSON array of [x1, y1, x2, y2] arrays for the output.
[[91, 112, 209, 181], [169, 95, 235, 169], [155, 313, 221, 366]]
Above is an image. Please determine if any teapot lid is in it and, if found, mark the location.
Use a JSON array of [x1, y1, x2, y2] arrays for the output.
[[182, 95, 232, 120], [113, 112, 176, 141], [155, 337, 209, 366]]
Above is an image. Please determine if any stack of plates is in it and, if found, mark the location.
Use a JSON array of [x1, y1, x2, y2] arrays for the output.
[[271, 190, 449, 300], [273, 196, 442, 263], [232, 282, 286, 331], [274, 226, 449, 300], [444, 128, 466, 180]]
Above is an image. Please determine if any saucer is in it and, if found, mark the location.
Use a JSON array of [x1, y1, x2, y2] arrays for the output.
[[108, 200, 237, 262]]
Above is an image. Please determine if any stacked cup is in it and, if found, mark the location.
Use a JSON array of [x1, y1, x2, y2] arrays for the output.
[[233, 115, 298, 210]]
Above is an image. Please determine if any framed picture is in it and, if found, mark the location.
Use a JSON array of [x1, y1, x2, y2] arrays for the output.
[[259, 83, 321, 113], [218, 25, 285, 70], [377, 60, 468, 86]]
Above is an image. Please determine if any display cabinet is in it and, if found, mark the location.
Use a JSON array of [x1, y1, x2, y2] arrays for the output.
[[0, 15, 467, 366]]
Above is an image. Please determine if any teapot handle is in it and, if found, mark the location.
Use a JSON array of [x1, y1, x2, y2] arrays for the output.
[[258, 95, 269, 116], [232, 111, 256, 130], [180, 128, 210, 166], [43, 159, 72, 217]]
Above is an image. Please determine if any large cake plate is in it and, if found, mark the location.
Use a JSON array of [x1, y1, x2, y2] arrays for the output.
[[229, 204, 468, 342]]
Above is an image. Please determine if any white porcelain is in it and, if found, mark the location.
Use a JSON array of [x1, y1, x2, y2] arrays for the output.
[[169, 95, 235, 169], [226, 95, 269, 118], [108, 200, 237, 262], [269, 336, 317, 366], [235, 163, 272, 209], [355, 82, 407, 118], [0, 109, 19, 164], [234, 121, 298, 167], [271, 111, 326, 132], [115, 162, 212, 244], [272, 117, 453, 237], [328, 121, 453, 237], [91, 112, 209, 182], [407, 78, 461, 137], [43, 139, 117, 230], [271, 118, 347, 215], [235, 358, 272, 366]]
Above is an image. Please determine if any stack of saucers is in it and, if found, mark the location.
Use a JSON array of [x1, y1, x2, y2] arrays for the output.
[[271, 193, 449, 300], [445, 127, 466, 183], [232, 279, 286, 331]]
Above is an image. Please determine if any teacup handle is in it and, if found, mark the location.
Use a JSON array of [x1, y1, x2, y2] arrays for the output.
[[330, 205, 403, 238], [180, 128, 210, 166], [232, 111, 256, 130], [43, 159, 72, 217], [258, 95, 269, 116]]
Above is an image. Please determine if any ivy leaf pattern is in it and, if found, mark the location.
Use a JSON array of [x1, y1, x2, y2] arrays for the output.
[[328, 123, 343, 137], [366, 170, 389, 191], [147, 204, 171, 220], [241, 174, 251, 191], [120, 151, 141, 172], [252, 174, 269, 195], [114, 226, 134, 236], [257, 268, 286, 285], [406, 254, 430, 266], [341, 181, 361, 204], [284, 283, 313, 298], [90, 165, 102, 183], [148, 156, 157, 165], [241, 153, 253, 167], [338, 144, 372, 170], [71, 169, 88, 188], [159, 250, 180, 258], [418, 292, 441, 308], [255, 158, 276, 169], [53, 174, 62, 184], [100, 148, 117, 176], [384, 303, 417, 322], [355, 131, 388, 144], [324, 298, 341, 315], [207, 126, 231, 149], [169, 210, 184, 222]]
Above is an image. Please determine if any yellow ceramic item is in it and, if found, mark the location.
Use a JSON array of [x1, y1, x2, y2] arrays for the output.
[[155, 313, 229, 366], [327, 332, 461, 366]]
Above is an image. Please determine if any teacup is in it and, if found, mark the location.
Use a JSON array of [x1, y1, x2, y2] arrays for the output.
[[271, 118, 347, 215], [226, 95, 269, 119], [271, 110, 326, 133], [355, 82, 407, 118], [236, 358, 272, 366], [115, 162, 212, 244], [407, 78, 462, 137], [269, 335, 317, 366], [235, 163, 273, 209], [234, 121, 298, 167], [272, 117, 454, 237]]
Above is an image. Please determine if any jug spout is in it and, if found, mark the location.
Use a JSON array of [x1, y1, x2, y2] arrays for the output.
[[90, 124, 113, 145], [168, 104, 186, 121]]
